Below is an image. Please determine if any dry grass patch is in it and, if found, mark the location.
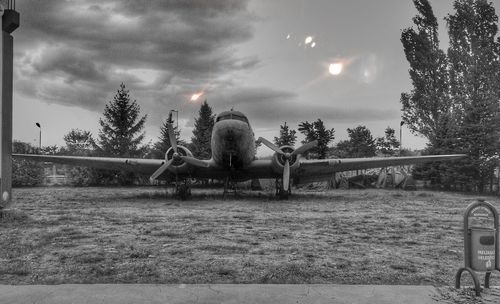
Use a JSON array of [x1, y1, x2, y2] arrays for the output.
[[0, 186, 497, 288]]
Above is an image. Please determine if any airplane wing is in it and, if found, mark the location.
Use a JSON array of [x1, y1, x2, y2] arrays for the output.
[[293, 154, 466, 184], [12, 153, 466, 184], [12, 153, 277, 181], [11, 154, 215, 178], [12, 154, 165, 175]]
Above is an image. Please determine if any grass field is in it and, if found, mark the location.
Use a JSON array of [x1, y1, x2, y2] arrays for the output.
[[0, 186, 498, 291]]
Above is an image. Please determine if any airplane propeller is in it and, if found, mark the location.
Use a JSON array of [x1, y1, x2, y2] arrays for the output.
[[150, 122, 208, 183], [257, 137, 282, 154], [258, 137, 318, 191], [150, 159, 173, 182]]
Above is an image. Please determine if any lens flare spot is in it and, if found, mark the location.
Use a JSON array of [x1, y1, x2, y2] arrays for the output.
[[329, 63, 343, 75], [190, 92, 203, 101]]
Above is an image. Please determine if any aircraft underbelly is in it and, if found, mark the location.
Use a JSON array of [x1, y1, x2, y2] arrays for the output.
[[212, 120, 255, 168]]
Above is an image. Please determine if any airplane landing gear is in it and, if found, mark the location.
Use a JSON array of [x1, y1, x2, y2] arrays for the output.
[[223, 159, 240, 198], [223, 176, 239, 198], [175, 180, 191, 200], [275, 178, 291, 199]]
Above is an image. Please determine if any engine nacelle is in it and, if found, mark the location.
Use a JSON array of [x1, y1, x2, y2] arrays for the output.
[[271, 145, 300, 173], [165, 145, 193, 172]]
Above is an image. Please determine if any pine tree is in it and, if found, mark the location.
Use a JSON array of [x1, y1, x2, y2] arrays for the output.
[[191, 100, 215, 159], [97, 83, 147, 185], [274, 122, 297, 147], [298, 119, 335, 159], [152, 112, 185, 159], [97, 83, 147, 158]]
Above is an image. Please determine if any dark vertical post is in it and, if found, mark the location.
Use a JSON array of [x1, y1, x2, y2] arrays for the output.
[[498, 161, 500, 195], [399, 121, 404, 156], [0, 3, 19, 209], [36, 122, 41, 148]]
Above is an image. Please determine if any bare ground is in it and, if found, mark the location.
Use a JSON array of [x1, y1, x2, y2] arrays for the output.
[[1, 187, 499, 301]]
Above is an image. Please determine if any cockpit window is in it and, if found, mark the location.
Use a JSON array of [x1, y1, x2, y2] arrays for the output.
[[216, 114, 231, 122], [232, 114, 248, 123], [216, 113, 249, 124]]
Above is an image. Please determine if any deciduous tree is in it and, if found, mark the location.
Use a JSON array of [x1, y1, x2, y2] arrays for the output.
[[376, 127, 400, 156], [298, 119, 335, 159], [401, 0, 453, 150], [63, 129, 96, 156], [445, 0, 500, 191], [12, 141, 44, 187], [63, 129, 100, 186], [337, 125, 377, 158]]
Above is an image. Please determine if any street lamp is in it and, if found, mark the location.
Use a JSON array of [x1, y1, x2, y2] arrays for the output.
[[399, 121, 404, 155], [35, 122, 41, 149]]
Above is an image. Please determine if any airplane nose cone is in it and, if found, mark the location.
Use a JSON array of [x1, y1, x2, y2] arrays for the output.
[[225, 129, 235, 141]]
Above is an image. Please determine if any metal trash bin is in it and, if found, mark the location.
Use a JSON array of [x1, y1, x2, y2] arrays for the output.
[[470, 227, 495, 272]]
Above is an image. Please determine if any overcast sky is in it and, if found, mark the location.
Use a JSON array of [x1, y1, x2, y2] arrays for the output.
[[10, 0, 500, 156]]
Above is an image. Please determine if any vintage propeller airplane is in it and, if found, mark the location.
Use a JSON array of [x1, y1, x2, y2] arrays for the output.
[[13, 110, 465, 199]]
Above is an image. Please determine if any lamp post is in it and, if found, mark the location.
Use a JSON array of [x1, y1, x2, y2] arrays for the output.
[[35, 122, 41, 149], [399, 121, 404, 155], [0, 0, 20, 209]]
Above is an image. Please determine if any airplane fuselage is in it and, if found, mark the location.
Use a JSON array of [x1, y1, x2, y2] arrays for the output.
[[211, 110, 256, 169]]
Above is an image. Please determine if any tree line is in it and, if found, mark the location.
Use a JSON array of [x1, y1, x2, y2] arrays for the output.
[[273, 121, 401, 159], [13, 83, 217, 186], [13, 82, 402, 187], [18, 0, 500, 193], [401, 0, 500, 192]]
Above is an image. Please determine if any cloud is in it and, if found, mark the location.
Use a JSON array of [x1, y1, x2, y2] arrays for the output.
[[13, 0, 401, 147], [15, 0, 259, 113], [29, 46, 109, 83], [191, 86, 399, 130]]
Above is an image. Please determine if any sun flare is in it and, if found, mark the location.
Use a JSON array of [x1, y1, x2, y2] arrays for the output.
[[328, 63, 343, 75], [190, 92, 203, 102]]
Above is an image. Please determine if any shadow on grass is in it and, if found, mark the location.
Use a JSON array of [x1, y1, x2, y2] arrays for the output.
[[101, 187, 346, 203]]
